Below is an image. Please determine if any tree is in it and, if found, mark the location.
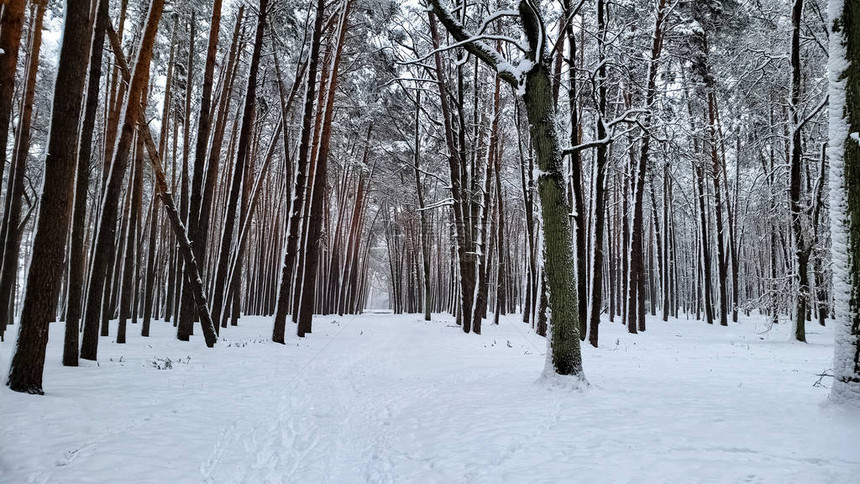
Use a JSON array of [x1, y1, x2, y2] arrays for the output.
[[589, 0, 610, 344], [296, 0, 354, 337], [0, 0, 46, 342], [427, 0, 584, 379], [828, 0, 860, 405], [64, 0, 110, 365], [627, 0, 669, 335], [211, 0, 268, 329], [273, 0, 326, 343], [5, 0, 92, 394], [789, 0, 809, 342], [0, 0, 27, 194], [81, 0, 166, 361]]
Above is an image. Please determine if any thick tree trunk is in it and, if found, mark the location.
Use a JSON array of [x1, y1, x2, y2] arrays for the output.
[[829, 0, 860, 405], [5, 0, 92, 394]]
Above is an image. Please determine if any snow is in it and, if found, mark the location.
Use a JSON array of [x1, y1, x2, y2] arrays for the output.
[[1, 313, 858, 482]]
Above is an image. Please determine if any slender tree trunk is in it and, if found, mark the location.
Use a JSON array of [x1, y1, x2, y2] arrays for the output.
[[176, 12, 197, 340], [211, 0, 267, 329], [707, 92, 729, 327], [627, 0, 667, 334], [272, 0, 323, 343], [189, 0, 222, 265], [587, 0, 609, 347], [472, 75, 501, 334], [0, 0, 45, 343], [0, 0, 27, 193], [199, 8, 244, 330], [297, 0, 352, 337], [117, 121, 146, 343], [412, 92, 432, 322], [429, 12, 475, 333], [141, 196, 159, 336], [789, 0, 808, 341], [80, 0, 164, 361]]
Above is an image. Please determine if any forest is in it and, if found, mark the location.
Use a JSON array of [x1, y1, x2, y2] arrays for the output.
[[0, 0, 859, 481]]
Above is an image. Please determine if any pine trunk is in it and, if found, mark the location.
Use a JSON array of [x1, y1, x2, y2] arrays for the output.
[[5, 0, 92, 394]]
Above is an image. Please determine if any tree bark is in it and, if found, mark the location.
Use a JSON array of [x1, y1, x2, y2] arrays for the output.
[[80, 0, 164, 361], [5, 0, 92, 394], [789, 0, 808, 341], [211, 0, 267, 330], [0, 0, 45, 343], [297, 0, 352, 337], [828, 0, 860, 405], [0, 0, 26, 196], [272, 0, 324, 343]]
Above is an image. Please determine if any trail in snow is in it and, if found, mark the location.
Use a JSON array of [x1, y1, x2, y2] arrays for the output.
[[1, 312, 858, 483]]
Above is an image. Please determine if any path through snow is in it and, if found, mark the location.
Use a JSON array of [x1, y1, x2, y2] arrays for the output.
[[1, 312, 858, 483]]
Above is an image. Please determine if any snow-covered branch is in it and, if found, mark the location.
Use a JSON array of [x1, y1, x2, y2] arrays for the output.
[[425, 0, 526, 87]]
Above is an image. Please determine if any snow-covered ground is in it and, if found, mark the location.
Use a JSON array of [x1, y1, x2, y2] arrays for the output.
[[1, 312, 858, 483]]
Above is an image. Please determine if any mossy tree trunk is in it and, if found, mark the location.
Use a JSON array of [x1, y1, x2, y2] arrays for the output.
[[428, 0, 584, 378]]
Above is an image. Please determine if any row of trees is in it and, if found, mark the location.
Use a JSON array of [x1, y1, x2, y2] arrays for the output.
[[1, 0, 389, 393], [0, 0, 857, 402]]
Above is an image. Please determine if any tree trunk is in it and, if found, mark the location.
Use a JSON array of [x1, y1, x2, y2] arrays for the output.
[[211, 0, 268, 329], [0, 0, 27, 196], [789, 0, 808, 342], [297, 0, 353, 337], [707, 91, 729, 327], [429, 12, 475, 333], [137, 118, 218, 347], [117, 120, 146, 344], [828, 0, 860, 405], [5, 0, 92, 394], [80, 0, 164, 361], [587, 0, 609, 347], [272, 0, 323, 343], [0, 0, 45, 343], [412, 92, 432, 322]]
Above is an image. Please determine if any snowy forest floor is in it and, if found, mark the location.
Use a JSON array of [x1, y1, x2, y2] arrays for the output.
[[1, 311, 858, 483]]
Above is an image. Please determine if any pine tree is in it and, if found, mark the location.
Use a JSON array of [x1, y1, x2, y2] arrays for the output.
[[5, 0, 92, 394]]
